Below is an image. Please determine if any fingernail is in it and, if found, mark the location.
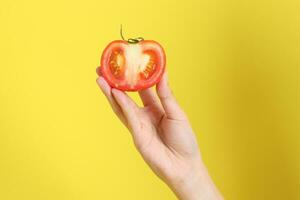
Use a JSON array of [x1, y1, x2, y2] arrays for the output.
[[111, 88, 117, 95]]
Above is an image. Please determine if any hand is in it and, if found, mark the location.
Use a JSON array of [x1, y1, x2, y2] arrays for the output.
[[96, 68, 223, 200]]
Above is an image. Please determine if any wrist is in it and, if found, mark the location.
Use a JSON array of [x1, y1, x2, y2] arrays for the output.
[[169, 160, 223, 200]]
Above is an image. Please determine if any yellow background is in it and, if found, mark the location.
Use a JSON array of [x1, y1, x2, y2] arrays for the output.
[[0, 0, 299, 199]]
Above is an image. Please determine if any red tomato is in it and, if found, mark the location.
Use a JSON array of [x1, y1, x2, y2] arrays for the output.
[[100, 40, 166, 91]]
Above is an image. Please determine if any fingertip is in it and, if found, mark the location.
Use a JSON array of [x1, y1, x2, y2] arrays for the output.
[[112, 89, 137, 108], [160, 72, 168, 84], [111, 88, 123, 99], [96, 66, 102, 76], [138, 88, 158, 107], [157, 72, 169, 95], [111, 88, 127, 107], [97, 77, 110, 94], [111, 88, 119, 96], [96, 76, 104, 86], [111, 88, 117, 94]]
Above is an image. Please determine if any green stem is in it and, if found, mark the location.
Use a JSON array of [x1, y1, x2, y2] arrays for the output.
[[120, 24, 144, 44]]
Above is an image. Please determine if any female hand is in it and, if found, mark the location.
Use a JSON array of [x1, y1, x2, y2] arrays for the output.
[[96, 68, 223, 200]]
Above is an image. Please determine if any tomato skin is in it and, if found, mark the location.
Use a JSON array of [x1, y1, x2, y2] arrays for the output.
[[100, 40, 166, 91]]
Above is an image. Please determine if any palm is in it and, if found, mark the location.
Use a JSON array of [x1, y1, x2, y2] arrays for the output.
[[96, 70, 200, 182], [132, 101, 198, 180]]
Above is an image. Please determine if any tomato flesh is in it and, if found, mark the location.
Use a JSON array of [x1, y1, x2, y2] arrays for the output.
[[100, 40, 166, 91]]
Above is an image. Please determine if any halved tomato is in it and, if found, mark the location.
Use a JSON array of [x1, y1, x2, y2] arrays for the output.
[[100, 40, 166, 91]]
